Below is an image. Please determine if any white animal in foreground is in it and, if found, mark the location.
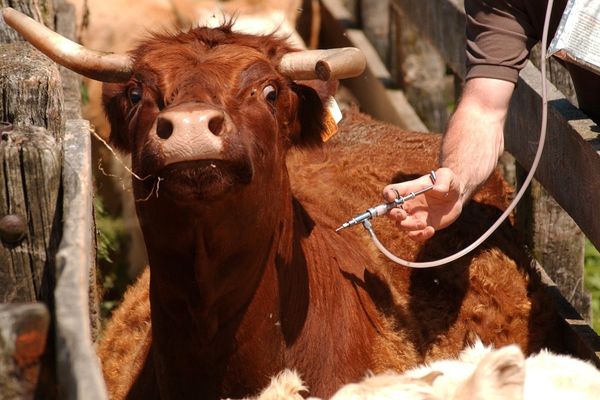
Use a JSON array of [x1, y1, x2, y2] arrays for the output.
[[246, 341, 600, 400]]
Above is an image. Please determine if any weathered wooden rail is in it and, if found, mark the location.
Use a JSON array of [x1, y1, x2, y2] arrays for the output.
[[314, 0, 600, 365], [0, 0, 106, 398]]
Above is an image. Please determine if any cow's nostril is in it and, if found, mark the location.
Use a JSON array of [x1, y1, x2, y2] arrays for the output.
[[156, 117, 174, 139], [208, 115, 224, 136]]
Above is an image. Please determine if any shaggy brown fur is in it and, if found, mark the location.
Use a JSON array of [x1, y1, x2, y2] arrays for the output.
[[288, 110, 555, 361], [93, 25, 556, 400], [99, 269, 151, 400]]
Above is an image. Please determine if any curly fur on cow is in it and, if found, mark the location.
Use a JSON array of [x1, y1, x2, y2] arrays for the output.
[[80, 23, 558, 400]]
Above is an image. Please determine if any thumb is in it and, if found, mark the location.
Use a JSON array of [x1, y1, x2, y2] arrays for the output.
[[430, 168, 457, 196]]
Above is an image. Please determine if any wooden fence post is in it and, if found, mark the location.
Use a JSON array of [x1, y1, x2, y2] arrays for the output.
[[516, 171, 591, 320], [388, 1, 451, 131], [0, 125, 62, 303], [0, 42, 63, 306], [52, 1, 108, 398], [1, 3, 63, 398], [360, 0, 389, 63]]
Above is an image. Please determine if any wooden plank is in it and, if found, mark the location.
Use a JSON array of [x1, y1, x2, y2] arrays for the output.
[[52, 1, 107, 398], [0, 42, 64, 139], [389, 2, 451, 131], [319, 0, 428, 131], [0, 126, 62, 304], [504, 63, 600, 252], [55, 118, 108, 400], [0, 303, 50, 399], [515, 174, 590, 319], [54, 0, 101, 342], [391, 0, 466, 78], [534, 263, 600, 367]]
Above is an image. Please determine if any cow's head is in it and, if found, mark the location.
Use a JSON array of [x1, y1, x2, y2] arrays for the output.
[[101, 26, 340, 205], [3, 8, 365, 209]]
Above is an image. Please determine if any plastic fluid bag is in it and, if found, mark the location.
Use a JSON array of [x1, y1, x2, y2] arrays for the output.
[[548, 0, 600, 75]]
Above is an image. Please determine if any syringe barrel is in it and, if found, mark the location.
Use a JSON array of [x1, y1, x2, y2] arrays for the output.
[[368, 203, 391, 217]]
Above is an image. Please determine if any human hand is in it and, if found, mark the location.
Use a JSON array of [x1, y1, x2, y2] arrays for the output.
[[382, 168, 464, 241]]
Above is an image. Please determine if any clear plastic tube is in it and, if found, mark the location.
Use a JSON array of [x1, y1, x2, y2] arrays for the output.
[[366, 0, 554, 268]]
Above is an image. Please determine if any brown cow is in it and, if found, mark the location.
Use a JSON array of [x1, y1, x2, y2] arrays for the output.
[[3, 8, 556, 400]]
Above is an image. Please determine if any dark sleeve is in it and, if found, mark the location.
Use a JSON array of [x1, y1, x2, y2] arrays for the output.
[[465, 0, 538, 83]]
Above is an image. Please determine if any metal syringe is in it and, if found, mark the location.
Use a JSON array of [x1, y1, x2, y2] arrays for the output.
[[335, 171, 436, 232]]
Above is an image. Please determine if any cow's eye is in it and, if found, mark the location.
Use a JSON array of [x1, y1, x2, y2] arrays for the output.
[[129, 87, 143, 105], [262, 85, 277, 103]]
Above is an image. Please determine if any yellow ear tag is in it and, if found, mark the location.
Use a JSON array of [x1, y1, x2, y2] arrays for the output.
[[321, 96, 342, 142]]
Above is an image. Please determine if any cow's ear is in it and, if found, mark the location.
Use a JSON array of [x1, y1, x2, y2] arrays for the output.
[[102, 83, 132, 153], [291, 79, 340, 148]]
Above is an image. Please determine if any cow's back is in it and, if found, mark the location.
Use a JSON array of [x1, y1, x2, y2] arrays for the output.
[[288, 108, 556, 358]]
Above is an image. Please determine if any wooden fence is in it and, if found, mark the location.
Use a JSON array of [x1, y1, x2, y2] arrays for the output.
[[0, 0, 106, 398]]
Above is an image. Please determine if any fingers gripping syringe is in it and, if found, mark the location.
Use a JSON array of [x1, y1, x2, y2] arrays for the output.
[[335, 171, 436, 232]]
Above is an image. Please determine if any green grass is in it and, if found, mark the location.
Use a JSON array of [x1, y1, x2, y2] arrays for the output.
[[584, 239, 600, 334]]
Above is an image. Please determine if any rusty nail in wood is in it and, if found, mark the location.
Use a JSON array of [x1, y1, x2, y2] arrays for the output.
[[0, 214, 27, 244]]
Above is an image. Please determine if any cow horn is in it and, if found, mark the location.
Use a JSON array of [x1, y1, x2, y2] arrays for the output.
[[1, 7, 132, 82], [279, 48, 366, 81]]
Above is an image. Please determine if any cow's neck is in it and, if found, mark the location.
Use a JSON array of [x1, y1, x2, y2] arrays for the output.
[[138, 183, 387, 399], [138, 183, 301, 397]]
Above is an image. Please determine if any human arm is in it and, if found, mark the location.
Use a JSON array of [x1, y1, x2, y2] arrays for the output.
[[383, 77, 515, 241]]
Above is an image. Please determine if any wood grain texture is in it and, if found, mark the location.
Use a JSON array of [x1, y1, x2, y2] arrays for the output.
[[0, 42, 64, 138], [391, 0, 466, 78], [0, 126, 62, 304], [319, 0, 428, 131], [505, 63, 600, 252], [0, 0, 55, 43]]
